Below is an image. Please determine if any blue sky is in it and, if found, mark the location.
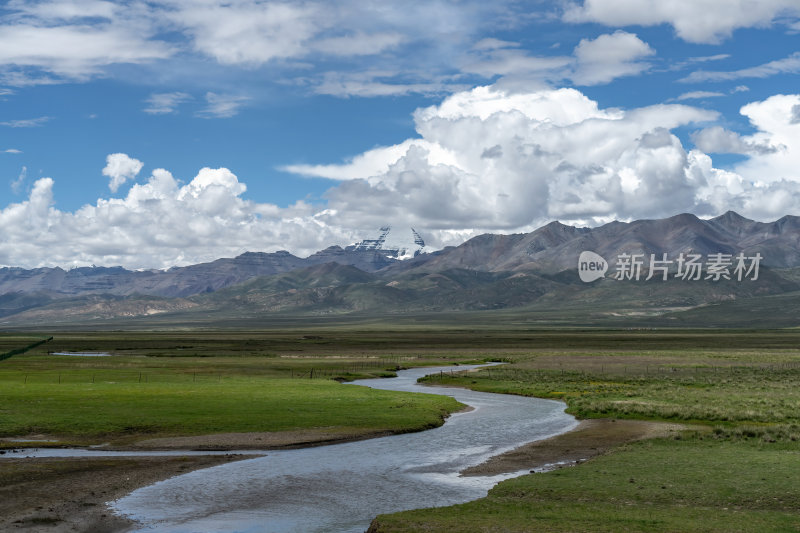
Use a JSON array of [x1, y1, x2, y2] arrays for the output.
[[1, 0, 799, 269]]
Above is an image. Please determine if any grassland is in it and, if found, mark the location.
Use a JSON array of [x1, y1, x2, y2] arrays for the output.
[[371, 438, 800, 532], [366, 329, 800, 532], [0, 331, 477, 446], [3, 328, 800, 532]]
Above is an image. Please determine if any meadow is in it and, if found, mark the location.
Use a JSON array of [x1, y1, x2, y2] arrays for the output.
[[371, 329, 800, 532], [3, 328, 800, 531], [0, 330, 473, 446]]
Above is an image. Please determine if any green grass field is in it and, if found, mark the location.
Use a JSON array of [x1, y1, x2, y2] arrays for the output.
[[372, 438, 800, 532], [0, 376, 461, 445], [0, 331, 476, 445], [4, 328, 800, 531], [368, 329, 800, 532]]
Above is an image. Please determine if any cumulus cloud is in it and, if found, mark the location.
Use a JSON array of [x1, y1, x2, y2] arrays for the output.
[[293, 86, 800, 234], [792, 104, 800, 124], [0, 166, 353, 269], [144, 92, 192, 115], [571, 31, 655, 85], [4, 148, 22, 153], [102, 153, 143, 193], [729, 94, 800, 183], [563, 0, 800, 44], [691, 126, 777, 155], [290, 85, 720, 230], [5, 86, 800, 269]]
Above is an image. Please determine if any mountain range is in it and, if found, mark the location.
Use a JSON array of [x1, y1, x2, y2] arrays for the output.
[[3, 212, 800, 327]]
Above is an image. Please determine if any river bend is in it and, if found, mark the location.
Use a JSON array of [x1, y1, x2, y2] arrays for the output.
[[112, 364, 577, 532]]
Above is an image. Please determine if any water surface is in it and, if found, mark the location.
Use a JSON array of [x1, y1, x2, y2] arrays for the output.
[[113, 364, 577, 532]]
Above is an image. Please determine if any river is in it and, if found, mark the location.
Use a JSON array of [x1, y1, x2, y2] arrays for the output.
[[103, 364, 577, 532]]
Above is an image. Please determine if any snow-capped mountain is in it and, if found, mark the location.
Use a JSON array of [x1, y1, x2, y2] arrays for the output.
[[347, 226, 426, 260]]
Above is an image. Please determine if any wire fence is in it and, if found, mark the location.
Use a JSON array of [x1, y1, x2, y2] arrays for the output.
[[1, 358, 422, 385]]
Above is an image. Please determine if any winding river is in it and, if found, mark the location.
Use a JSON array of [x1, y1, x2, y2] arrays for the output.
[[103, 364, 577, 532]]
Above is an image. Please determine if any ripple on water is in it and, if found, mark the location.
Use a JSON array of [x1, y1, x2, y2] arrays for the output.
[[112, 364, 577, 533]]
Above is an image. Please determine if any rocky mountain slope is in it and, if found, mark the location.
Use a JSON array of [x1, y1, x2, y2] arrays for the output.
[[3, 212, 800, 325]]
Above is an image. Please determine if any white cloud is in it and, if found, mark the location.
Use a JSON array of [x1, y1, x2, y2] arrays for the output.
[[0, 116, 51, 127], [197, 92, 250, 118], [729, 94, 800, 183], [102, 153, 143, 193], [312, 71, 456, 98], [459, 31, 655, 88], [691, 126, 777, 154], [564, 0, 800, 44], [4, 148, 22, 153], [11, 165, 26, 194], [144, 92, 192, 115], [313, 32, 405, 57], [282, 139, 460, 180], [674, 91, 725, 101], [292, 85, 720, 230], [687, 54, 730, 63], [170, 1, 318, 66], [571, 31, 655, 85], [0, 166, 353, 269], [0, 22, 172, 83], [0, 0, 510, 94], [0, 1, 660, 97], [7, 0, 117, 21], [461, 44, 572, 78], [5, 86, 800, 270], [681, 52, 800, 83]]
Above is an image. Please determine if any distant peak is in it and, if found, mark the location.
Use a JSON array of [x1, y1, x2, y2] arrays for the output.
[[348, 226, 426, 260], [714, 210, 750, 222]]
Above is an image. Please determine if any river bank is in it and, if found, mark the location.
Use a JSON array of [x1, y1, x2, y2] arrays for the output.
[[0, 418, 686, 532], [0, 454, 246, 532]]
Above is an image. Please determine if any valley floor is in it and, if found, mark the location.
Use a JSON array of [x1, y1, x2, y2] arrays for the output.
[[0, 419, 680, 533]]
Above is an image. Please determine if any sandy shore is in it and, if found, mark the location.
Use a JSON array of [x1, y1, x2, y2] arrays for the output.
[[0, 419, 692, 532]]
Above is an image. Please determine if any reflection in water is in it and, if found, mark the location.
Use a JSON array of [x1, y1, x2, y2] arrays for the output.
[[113, 365, 577, 532]]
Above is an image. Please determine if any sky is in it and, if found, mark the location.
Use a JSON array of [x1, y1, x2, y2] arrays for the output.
[[1, 0, 800, 269]]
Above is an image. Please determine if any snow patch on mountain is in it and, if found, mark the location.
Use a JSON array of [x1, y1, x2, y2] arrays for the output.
[[347, 226, 426, 260]]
